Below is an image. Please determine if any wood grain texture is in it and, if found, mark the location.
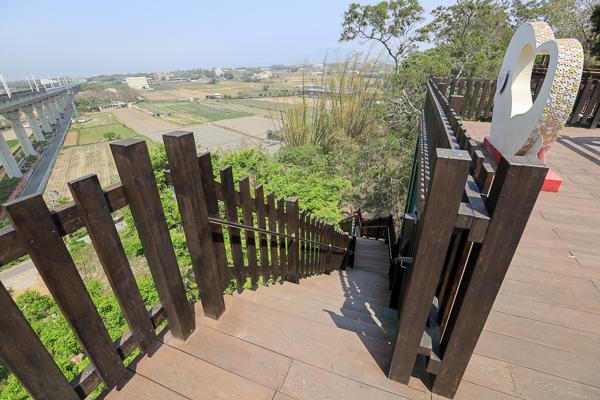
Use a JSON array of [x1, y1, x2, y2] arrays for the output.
[[286, 197, 299, 283], [3, 194, 126, 388], [0, 282, 79, 400], [163, 131, 226, 320], [198, 152, 231, 290], [255, 184, 271, 282], [267, 191, 280, 281], [239, 176, 259, 286], [278, 197, 288, 280], [220, 165, 247, 288], [111, 138, 194, 340], [389, 148, 471, 384], [68, 174, 156, 353]]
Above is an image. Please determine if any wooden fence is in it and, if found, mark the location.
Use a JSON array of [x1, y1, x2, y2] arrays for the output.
[[341, 80, 548, 398], [433, 68, 600, 128], [0, 132, 351, 399]]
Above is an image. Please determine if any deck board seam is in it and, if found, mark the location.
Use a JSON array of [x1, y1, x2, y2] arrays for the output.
[[124, 365, 195, 400]]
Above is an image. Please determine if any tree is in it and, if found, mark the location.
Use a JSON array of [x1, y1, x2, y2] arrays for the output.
[[103, 132, 120, 141], [224, 71, 234, 79], [339, 0, 430, 74], [591, 4, 600, 58], [430, 0, 513, 79], [75, 97, 90, 113], [208, 78, 219, 84]]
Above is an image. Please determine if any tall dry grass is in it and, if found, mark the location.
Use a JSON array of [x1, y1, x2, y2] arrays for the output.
[[270, 51, 389, 151]]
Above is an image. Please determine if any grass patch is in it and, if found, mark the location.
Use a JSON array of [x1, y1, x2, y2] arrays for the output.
[[0, 175, 21, 205], [79, 124, 144, 145], [79, 113, 119, 128], [7, 139, 19, 152], [137, 102, 251, 125]]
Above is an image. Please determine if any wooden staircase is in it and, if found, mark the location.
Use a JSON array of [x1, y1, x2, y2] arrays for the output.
[[101, 237, 436, 400]]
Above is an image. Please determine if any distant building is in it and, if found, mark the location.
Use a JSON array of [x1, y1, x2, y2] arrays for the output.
[[154, 72, 174, 81], [214, 68, 224, 76], [313, 63, 324, 69], [104, 88, 117, 93], [99, 101, 126, 111], [125, 77, 151, 90]]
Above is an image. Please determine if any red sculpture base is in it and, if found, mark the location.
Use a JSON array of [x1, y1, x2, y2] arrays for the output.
[[483, 137, 562, 192]]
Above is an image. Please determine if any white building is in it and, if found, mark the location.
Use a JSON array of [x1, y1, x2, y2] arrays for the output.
[[125, 77, 151, 90], [214, 68, 224, 77]]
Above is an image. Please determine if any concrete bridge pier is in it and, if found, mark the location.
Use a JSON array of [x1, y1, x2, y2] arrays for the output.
[[0, 133, 22, 178], [42, 99, 58, 124], [58, 95, 66, 109], [6, 111, 35, 156], [22, 105, 45, 142], [50, 98, 61, 118], [34, 102, 52, 133]]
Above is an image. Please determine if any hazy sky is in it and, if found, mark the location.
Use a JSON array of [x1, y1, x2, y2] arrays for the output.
[[3, 0, 445, 79]]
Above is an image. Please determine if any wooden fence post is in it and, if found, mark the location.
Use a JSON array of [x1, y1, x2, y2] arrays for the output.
[[111, 138, 195, 341], [4, 195, 126, 388], [267, 191, 279, 281], [432, 155, 548, 398], [286, 197, 299, 283], [68, 174, 156, 352], [220, 165, 246, 288], [239, 176, 259, 287], [299, 210, 306, 277], [255, 184, 271, 282], [277, 197, 288, 279], [198, 152, 231, 291], [325, 222, 335, 274], [163, 131, 226, 320], [388, 148, 471, 384], [0, 282, 80, 400]]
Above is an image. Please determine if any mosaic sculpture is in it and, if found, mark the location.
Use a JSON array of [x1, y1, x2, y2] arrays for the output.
[[490, 21, 583, 162]]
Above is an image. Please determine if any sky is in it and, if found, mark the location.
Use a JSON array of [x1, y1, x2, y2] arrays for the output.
[[2, 0, 445, 80]]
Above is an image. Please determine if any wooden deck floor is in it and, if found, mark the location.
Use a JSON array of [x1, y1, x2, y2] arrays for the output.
[[100, 123, 600, 400]]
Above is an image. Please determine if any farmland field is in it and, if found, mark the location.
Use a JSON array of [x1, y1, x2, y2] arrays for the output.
[[202, 101, 273, 117], [111, 108, 179, 142], [78, 113, 119, 128], [63, 131, 78, 146], [137, 102, 250, 125], [212, 116, 279, 139], [78, 124, 149, 146], [42, 142, 121, 204]]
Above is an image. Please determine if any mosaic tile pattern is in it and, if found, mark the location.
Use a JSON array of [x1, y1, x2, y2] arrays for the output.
[[517, 22, 583, 156]]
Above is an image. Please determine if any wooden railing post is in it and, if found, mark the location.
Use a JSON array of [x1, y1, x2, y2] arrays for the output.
[[255, 184, 271, 282], [163, 131, 226, 320], [388, 148, 471, 384], [432, 155, 548, 398], [239, 176, 259, 287], [4, 195, 126, 388], [0, 282, 80, 400], [277, 197, 288, 279], [199, 152, 232, 291], [111, 138, 194, 340], [220, 165, 246, 288], [299, 210, 306, 278], [286, 197, 299, 283], [68, 174, 156, 352], [325, 222, 335, 274], [267, 191, 279, 281]]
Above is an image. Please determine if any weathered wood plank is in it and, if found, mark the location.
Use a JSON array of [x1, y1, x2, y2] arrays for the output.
[[254, 184, 271, 282], [299, 210, 306, 277], [198, 152, 231, 290], [286, 197, 299, 283], [0, 282, 79, 400], [267, 191, 280, 281], [388, 148, 471, 384], [3, 194, 126, 388], [111, 138, 194, 341], [278, 196, 288, 279], [68, 174, 156, 353], [239, 176, 259, 287], [432, 155, 548, 398], [163, 131, 226, 320], [220, 165, 246, 288]]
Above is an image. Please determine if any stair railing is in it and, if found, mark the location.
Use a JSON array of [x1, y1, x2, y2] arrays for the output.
[[386, 79, 548, 398], [0, 131, 352, 399]]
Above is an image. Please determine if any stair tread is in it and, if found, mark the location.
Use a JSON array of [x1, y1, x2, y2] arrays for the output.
[[234, 286, 398, 338], [300, 279, 391, 302], [261, 282, 398, 322]]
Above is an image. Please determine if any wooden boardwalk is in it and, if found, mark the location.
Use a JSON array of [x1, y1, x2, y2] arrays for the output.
[[100, 123, 600, 400]]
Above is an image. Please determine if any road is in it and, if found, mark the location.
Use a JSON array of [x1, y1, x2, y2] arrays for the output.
[[0, 259, 34, 282], [20, 104, 73, 197]]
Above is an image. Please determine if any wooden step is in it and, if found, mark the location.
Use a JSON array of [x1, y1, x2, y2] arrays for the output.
[[308, 272, 391, 291], [260, 282, 398, 323], [233, 287, 397, 342], [301, 278, 391, 301], [267, 277, 391, 307], [192, 295, 431, 397], [305, 275, 392, 296]]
